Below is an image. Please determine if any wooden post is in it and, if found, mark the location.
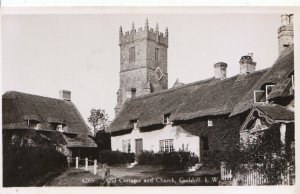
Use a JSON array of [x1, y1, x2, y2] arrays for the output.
[[76, 157, 79, 169], [94, 160, 97, 175], [85, 157, 88, 171], [67, 157, 70, 168]]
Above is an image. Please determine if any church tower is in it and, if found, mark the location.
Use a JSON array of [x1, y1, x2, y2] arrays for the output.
[[115, 19, 169, 116]]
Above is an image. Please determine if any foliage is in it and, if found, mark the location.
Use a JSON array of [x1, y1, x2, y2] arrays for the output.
[[137, 150, 199, 170], [94, 130, 111, 151], [3, 143, 67, 187], [222, 128, 295, 185], [98, 150, 135, 165], [87, 108, 110, 136]]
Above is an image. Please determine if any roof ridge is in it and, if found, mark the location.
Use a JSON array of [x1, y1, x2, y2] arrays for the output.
[[3, 90, 66, 102]]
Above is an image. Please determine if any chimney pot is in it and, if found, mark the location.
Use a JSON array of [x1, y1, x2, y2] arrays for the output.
[[239, 54, 256, 74], [214, 62, 227, 79], [59, 90, 71, 101]]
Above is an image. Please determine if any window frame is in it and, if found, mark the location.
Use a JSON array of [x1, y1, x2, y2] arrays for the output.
[[159, 139, 174, 152], [122, 139, 131, 153], [207, 119, 213, 127], [163, 113, 171, 124]]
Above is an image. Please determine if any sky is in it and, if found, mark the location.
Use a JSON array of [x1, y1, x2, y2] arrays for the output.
[[2, 12, 282, 124]]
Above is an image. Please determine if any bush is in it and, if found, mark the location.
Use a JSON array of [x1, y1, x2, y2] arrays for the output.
[[98, 150, 135, 165], [3, 144, 67, 187], [138, 150, 199, 169]]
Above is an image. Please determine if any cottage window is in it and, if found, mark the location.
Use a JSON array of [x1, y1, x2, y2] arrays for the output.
[[122, 139, 131, 153], [159, 139, 174, 152], [163, 113, 171, 124], [155, 48, 159, 61], [208, 119, 213, 127], [129, 47, 135, 61]]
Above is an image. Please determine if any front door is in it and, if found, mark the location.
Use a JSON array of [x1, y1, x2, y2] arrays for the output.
[[135, 139, 143, 159]]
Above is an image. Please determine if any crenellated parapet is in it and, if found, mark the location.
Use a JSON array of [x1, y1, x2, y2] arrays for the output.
[[119, 19, 168, 47]]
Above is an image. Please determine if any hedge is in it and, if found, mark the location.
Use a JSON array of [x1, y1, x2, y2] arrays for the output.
[[3, 144, 67, 187], [98, 150, 135, 165], [138, 151, 199, 169]]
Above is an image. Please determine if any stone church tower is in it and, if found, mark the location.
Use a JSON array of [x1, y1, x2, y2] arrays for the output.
[[115, 19, 169, 116]]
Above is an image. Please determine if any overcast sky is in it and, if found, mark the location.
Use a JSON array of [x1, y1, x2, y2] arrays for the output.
[[2, 13, 281, 123]]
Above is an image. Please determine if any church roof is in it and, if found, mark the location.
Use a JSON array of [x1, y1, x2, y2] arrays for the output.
[[108, 69, 267, 133], [230, 45, 294, 116], [2, 91, 91, 135]]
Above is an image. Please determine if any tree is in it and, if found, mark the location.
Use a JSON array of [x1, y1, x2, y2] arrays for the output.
[[87, 108, 110, 136]]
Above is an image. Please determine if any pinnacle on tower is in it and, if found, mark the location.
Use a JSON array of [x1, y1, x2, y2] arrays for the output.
[[165, 27, 168, 37], [119, 25, 123, 33], [145, 18, 149, 29], [156, 23, 159, 33], [131, 22, 135, 31]]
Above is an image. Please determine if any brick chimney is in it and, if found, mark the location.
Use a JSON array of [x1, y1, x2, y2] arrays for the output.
[[278, 14, 294, 55], [239, 53, 256, 74], [214, 62, 227, 79], [59, 90, 71, 101]]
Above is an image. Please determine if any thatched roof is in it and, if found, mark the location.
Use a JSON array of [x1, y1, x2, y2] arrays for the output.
[[2, 91, 97, 147], [230, 45, 294, 116], [109, 68, 267, 133], [255, 104, 294, 121]]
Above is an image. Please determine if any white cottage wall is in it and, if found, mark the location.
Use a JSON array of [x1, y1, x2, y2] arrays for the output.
[[111, 124, 200, 157]]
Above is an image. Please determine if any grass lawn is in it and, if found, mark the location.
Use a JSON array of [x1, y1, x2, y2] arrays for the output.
[[46, 165, 220, 186]]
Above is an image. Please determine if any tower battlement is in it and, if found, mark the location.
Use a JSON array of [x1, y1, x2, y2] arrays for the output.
[[119, 19, 168, 47]]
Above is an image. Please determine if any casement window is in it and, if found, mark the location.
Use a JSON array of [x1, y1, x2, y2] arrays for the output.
[[122, 139, 131, 153], [129, 47, 135, 61], [254, 84, 274, 103], [159, 139, 174, 152], [130, 120, 138, 129], [155, 48, 159, 61], [163, 113, 171, 124], [208, 119, 213, 127]]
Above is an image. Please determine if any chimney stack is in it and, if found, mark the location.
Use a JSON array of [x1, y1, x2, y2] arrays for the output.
[[278, 14, 294, 55], [214, 62, 227, 79], [59, 90, 71, 101], [239, 53, 256, 74]]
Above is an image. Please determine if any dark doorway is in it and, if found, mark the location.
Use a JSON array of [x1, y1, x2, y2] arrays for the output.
[[135, 139, 143, 160]]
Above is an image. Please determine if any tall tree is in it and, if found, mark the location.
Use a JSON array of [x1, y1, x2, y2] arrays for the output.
[[87, 108, 110, 136]]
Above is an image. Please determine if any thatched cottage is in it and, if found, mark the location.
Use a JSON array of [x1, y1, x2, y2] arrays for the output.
[[2, 90, 97, 158], [109, 15, 294, 163]]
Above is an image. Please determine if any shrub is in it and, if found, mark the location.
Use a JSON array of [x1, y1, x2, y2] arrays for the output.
[[3, 144, 67, 187], [138, 151, 199, 169], [98, 150, 135, 165]]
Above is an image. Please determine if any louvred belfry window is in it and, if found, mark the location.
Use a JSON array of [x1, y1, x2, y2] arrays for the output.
[[129, 47, 135, 61]]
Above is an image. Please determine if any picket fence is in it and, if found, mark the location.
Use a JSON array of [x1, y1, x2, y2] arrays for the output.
[[220, 162, 294, 186]]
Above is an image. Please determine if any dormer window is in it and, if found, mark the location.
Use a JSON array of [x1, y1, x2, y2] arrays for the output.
[[131, 120, 138, 129], [208, 119, 213, 127], [50, 123, 64, 132], [27, 120, 40, 130], [163, 114, 171, 124], [254, 84, 274, 103]]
